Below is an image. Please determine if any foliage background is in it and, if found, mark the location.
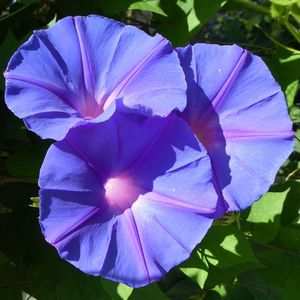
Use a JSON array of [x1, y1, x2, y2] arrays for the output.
[[1, 0, 300, 299]]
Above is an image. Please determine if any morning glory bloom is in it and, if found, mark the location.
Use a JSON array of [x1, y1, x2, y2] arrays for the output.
[[39, 100, 218, 288], [4, 15, 186, 140], [175, 44, 294, 213]]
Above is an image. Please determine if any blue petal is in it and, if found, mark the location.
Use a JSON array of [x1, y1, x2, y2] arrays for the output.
[[39, 105, 217, 287], [176, 44, 294, 212], [4, 16, 186, 140]]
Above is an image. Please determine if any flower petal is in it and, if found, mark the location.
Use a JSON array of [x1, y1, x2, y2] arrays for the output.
[[39, 103, 217, 287], [4, 15, 186, 140], [176, 44, 294, 212]]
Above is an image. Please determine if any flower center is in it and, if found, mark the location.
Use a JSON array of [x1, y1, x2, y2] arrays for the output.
[[104, 178, 143, 212]]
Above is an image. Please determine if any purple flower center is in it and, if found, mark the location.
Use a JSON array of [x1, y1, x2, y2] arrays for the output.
[[104, 178, 142, 212]]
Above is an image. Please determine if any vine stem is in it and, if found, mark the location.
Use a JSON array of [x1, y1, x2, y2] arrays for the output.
[[0, 176, 37, 184], [245, 235, 300, 256], [0, 282, 31, 290], [229, 0, 300, 45], [229, 280, 279, 294], [228, 0, 269, 14], [285, 168, 300, 181]]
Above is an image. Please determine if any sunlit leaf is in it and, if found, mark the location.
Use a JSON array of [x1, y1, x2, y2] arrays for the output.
[[155, 0, 226, 46], [199, 225, 257, 268], [246, 190, 288, 244], [179, 248, 209, 288], [129, 1, 167, 16], [270, 47, 300, 108], [269, 0, 298, 5]]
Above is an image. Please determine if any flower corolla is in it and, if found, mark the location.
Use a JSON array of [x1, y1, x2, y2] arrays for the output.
[[175, 44, 294, 214], [39, 100, 218, 287], [4, 15, 186, 140]]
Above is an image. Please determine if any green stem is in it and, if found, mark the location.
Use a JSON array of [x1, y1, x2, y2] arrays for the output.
[[0, 176, 37, 184], [0, 4, 30, 22], [229, 0, 300, 45], [230, 11, 300, 53], [281, 18, 300, 44], [228, 0, 270, 14], [0, 282, 31, 290], [245, 235, 300, 256], [229, 280, 279, 294], [285, 168, 300, 181]]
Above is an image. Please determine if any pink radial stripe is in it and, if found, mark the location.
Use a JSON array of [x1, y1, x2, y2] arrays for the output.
[[64, 137, 109, 183], [218, 92, 280, 122], [51, 202, 108, 246], [198, 49, 248, 124], [229, 154, 270, 184], [103, 38, 168, 111], [144, 192, 216, 215], [135, 203, 190, 252], [73, 17, 95, 100], [124, 209, 151, 281], [120, 116, 173, 179], [223, 130, 293, 139], [4, 16, 187, 140], [4, 74, 80, 113]]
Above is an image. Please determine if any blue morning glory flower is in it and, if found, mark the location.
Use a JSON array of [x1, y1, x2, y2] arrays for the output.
[[175, 44, 294, 214], [4, 15, 187, 140], [38, 100, 218, 287]]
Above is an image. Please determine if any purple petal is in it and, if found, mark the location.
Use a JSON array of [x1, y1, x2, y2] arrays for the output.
[[39, 103, 217, 287], [4, 15, 186, 140], [175, 44, 294, 212]]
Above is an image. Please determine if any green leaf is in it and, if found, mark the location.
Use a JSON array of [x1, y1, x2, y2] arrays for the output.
[[129, 1, 167, 16], [0, 182, 58, 261], [257, 249, 300, 285], [155, 0, 226, 47], [0, 251, 9, 264], [101, 278, 170, 300], [204, 290, 223, 300], [238, 269, 283, 300], [17, 0, 40, 4], [45, 14, 57, 28], [129, 282, 170, 300], [5, 140, 53, 181], [213, 283, 255, 300], [246, 190, 288, 244], [280, 226, 300, 252], [164, 277, 201, 300], [204, 261, 264, 290], [270, 3, 286, 18], [270, 180, 300, 225], [101, 278, 133, 300], [0, 263, 28, 300], [291, 1, 300, 24], [55, 0, 98, 17], [199, 225, 257, 268], [269, 0, 298, 5], [283, 273, 300, 300], [270, 46, 300, 108], [179, 247, 209, 288], [98, 0, 138, 15], [29, 259, 111, 300]]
